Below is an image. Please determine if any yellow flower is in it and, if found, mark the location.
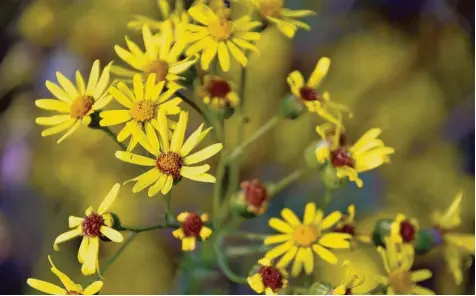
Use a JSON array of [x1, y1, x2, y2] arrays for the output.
[[376, 238, 434, 295], [115, 111, 223, 196], [432, 191, 475, 285], [252, 0, 314, 38], [332, 260, 365, 295], [185, 4, 261, 71], [315, 124, 395, 188], [389, 213, 419, 254], [172, 211, 213, 251], [27, 255, 103, 295], [128, 0, 190, 36], [197, 75, 240, 110], [264, 202, 352, 277], [53, 184, 124, 275], [333, 205, 371, 246], [247, 257, 289, 295], [287, 57, 351, 123], [113, 22, 197, 86], [35, 60, 113, 143], [100, 73, 182, 151]]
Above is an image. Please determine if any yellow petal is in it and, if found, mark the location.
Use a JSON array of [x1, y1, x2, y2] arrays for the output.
[[35, 99, 70, 112], [268, 218, 293, 234], [412, 286, 435, 295], [56, 120, 81, 144], [276, 246, 297, 269], [180, 123, 204, 156], [303, 203, 316, 225], [445, 233, 475, 252], [133, 74, 144, 101], [92, 62, 112, 98], [264, 234, 292, 245], [280, 208, 301, 227], [182, 236, 197, 251], [98, 183, 121, 214], [109, 86, 133, 108], [180, 165, 211, 176], [181, 173, 216, 183], [352, 128, 382, 153], [92, 95, 113, 110], [100, 226, 124, 243], [81, 237, 99, 275], [199, 226, 212, 240], [235, 32, 260, 41], [185, 36, 213, 56], [36, 115, 71, 126], [320, 211, 342, 230], [411, 269, 432, 282], [41, 119, 76, 137], [170, 111, 188, 152], [287, 70, 304, 90], [247, 273, 265, 294], [157, 110, 170, 152], [187, 4, 217, 25], [307, 57, 331, 88], [312, 244, 338, 264], [86, 60, 100, 95], [160, 175, 174, 194], [200, 41, 218, 70], [145, 121, 160, 153], [47, 255, 76, 291], [302, 247, 314, 274], [217, 42, 230, 72], [68, 216, 84, 228], [183, 143, 223, 165], [56, 71, 79, 99], [83, 281, 104, 295], [265, 241, 293, 259], [148, 173, 166, 197], [438, 191, 463, 229], [226, 40, 248, 67], [291, 248, 304, 277], [27, 279, 67, 295], [99, 110, 132, 126], [173, 228, 185, 239], [319, 233, 351, 249], [131, 169, 161, 193], [46, 81, 71, 102], [78, 237, 89, 264], [53, 228, 82, 250], [115, 151, 156, 166]]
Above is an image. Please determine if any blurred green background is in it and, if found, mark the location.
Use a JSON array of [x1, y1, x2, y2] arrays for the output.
[[0, 0, 474, 294]]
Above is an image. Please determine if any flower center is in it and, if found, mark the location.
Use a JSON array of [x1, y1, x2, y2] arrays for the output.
[[208, 19, 233, 40], [399, 220, 416, 243], [130, 100, 156, 122], [81, 213, 105, 237], [156, 152, 183, 180], [145, 60, 169, 82], [335, 224, 355, 236], [70, 96, 94, 118], [208, 79, 231, 98], [241, 180, 268, 208], [259, 265, 284, 291], [292, 225, 319, 246], [345, 288, 353, 295], [389, 270, 414, 294], [330, 148, 354, 168], [257, 0, 284, 17], [67, 291, 83, 295], [182, 212, 203, 237], [299, 87, 322, 102]]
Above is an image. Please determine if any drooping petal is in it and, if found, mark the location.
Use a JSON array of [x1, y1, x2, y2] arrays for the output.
[[26, 279, 67, 295], [36, 115, 71, 126], [161, 175, 174, 194], [41, 119, 76, 137], [47, 255, 76, 291], [53, 228, 82, 250]]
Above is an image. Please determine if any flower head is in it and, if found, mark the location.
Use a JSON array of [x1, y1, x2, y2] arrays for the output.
[[264, 202, 351, 277], [247, 257, 288, 295], [332, 260, 365, 295], [172, 211, 212, 251], [252, 0, 314, 38], [287, 57, 351, 122], [27, 256, 103, 295], [376, 238, 434, 295], [334, 205, 371, 246], [35, 60, 113, 143], [315, 124, 395, 188], [232, 179, 269, 217], [100, 74, 182, 150], [198, 75, 240, 111], [432, 191, 475, 285], [113, 22, 196, 86], [53, 184, 124, 275], [390, 213, 419, 251], [185, 4, 261, 71], [116, 111, 223, 196]]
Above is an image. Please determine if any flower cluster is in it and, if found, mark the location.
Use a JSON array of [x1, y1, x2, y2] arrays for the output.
[[30, 0, 473, 295]]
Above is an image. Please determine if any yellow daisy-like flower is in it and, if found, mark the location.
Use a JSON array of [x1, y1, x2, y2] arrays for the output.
[[53, 184, 124, 275], [287, 57, 351, 123], [185, 4, 261, 72], [332, 260, 365, 295], [172, 211, 212, 251], [27, 255, 103, 295], [389, 213, 419, 253], [100, 73, 182, 150], [264, 202, 352, 277], [113, 22, 196, 86], [128, 0, 189, 35], [432, 191, 475, 285], [35, 60, 113, 143], [247, 257, 289, 295], [315, 123, 395, 188], [252, 0, 315, 38], [376, 238, 434, 294], [197, 75, 240, 110], [115, 110, 223, 196], [333, 205, 371, 246]]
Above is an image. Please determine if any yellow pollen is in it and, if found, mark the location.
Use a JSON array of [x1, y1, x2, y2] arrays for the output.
[[389, 270, 414, 294], [70, 96, 94, 118], [208, 19, 233, 41], [292, 225, 319, 246], [145, 60, 169, 82], [258, 0, 283, 18], [130, 100, 156, 122], [156, 152, 183, 180]]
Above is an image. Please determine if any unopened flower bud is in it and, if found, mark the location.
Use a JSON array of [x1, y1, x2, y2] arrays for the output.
[[320, 163, 347, 189], [371, 219, 393, 247], [414, 229, 436, 255], [305, 141, 328, 169], [230, 180, 269, 218], [279, 93, 306, 120], [100, 212, 121, 243]]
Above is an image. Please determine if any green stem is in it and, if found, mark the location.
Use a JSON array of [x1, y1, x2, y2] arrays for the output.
[[100, 126, 126, 150], [226, 231, 268, 241], [227, 115, 281, 162], [214, 233, 248, 284], [225, 245, 270, 257], [322, 187, 333, 210], [99, 232, 137, 277], [268, 168, 308, 197], [119, 222, 178, 233], [164, 192, 174, 224], [213, 148, 227, 227]]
